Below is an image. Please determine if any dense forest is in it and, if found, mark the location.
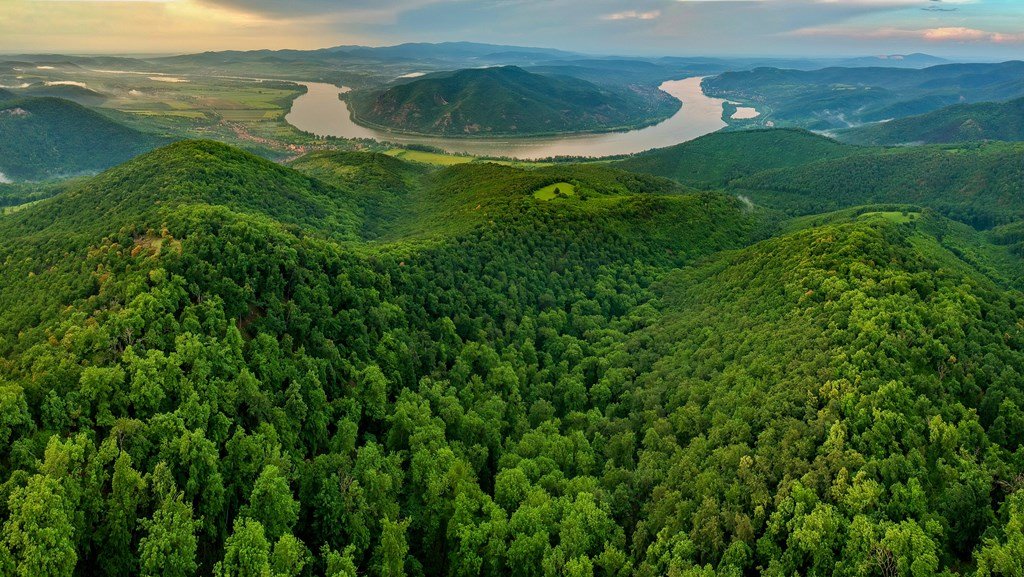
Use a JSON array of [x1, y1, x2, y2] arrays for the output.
[[619, 132, 1024, 230], [839, 98, 1024, 146], [1, 132, 1024, 577]]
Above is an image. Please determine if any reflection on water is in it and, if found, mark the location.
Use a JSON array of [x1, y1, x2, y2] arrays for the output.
[[285, 77, 729, 159]]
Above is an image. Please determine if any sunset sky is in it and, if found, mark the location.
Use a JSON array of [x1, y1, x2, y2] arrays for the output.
[[1, 0, 1022, 58]]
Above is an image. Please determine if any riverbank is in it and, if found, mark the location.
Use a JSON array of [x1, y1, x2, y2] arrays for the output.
[[284, 76, 730, 160]]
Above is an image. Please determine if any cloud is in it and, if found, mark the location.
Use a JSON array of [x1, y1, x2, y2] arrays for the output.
[[195, 0, 441, 18], [923, 27, 1024, 43], [790, 25, 1024, 44], [602, 10, 661, 21], [922, 26, 988, 40]]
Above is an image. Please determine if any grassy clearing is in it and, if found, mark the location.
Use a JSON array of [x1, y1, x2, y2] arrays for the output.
[[383, 149, 558, 169], [534, 182, 576, 201], [2, 199, 45, 216], [385, 149, 475, 166], [858, 211, 920, 224]]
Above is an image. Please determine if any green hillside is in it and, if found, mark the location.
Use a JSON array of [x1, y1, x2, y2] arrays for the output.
[[0, 97, 167, 180], [704, 61, 1024, 130], [634, 211, 1024, 575], [616, 129, 1024, 230], [839, 97, 1024, 145], [728, 142, 1024, 228], [616, 129, 862, 188], [346, 66, 681, 136], [2, 138, 1024, 577], [291, 148, 701, 242]]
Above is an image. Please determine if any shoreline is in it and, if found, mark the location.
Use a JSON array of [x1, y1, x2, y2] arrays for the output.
[[283, 76, 729, 159]]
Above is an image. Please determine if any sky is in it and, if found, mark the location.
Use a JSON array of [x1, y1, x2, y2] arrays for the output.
[[1, 0, 1023, 59]]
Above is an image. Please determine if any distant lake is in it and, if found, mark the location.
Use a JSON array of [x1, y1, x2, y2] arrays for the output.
[[285, 77, 729, 159]]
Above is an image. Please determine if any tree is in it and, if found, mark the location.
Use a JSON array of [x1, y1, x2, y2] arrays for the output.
[[139, 474, 199, 577], [101, 452, 148, 577], [975, 493, 1024, 577], [323, 545, 358, 577], [239, 465, 299, 542], [270, 534, 308, 577], [379, 517, 410, 577], [2, 474, 76, 577], [214, 517, 271, 577]]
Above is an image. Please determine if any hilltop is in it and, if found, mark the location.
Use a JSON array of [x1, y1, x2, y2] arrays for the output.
[[346, 65, 680, 136]]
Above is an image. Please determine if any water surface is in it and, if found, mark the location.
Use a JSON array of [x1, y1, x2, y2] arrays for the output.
[[286, 77, 729, 159]]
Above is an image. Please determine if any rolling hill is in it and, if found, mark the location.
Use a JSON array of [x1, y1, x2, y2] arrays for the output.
[[0, 96, 166, 180], [346, 65, 681, 136], [616, 128, 1024, 230], [2, 137, 1024, 577], [726, 142, 1024, 228], [616, 128, 863, 188], [838, 97, 1024, 145]]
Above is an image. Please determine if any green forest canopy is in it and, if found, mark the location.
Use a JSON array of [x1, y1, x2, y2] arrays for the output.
[[0, 133, 1023, 577]]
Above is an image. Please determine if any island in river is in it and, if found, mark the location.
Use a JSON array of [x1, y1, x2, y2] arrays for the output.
[[285, 76, 731, 160]]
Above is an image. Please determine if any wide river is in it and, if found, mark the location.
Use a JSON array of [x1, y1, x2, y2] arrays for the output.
[[285, 76, 729, 159]]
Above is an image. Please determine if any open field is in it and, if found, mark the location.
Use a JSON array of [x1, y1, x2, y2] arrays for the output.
[[385, 149, 475, 166], [533, 182, 576, 200], [0, 63, 345, 159], [858, 210, 920, 224]]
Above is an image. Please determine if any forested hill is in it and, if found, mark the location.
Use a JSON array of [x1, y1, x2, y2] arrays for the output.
[[838, 97, 1024, 145], [727, 142, 1024, 229], [618, 128, 1024, 230], [616, 129, 860, 188], [0, 96, 166, 181], [2, 138, 1024, 577], [346, 66, 681, 136]]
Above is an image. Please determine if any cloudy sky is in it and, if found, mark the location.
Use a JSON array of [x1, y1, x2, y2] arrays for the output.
[[1, 0, 1022, 58]]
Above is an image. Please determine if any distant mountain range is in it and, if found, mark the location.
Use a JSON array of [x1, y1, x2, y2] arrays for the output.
[[833, 53, 950, 68], [141, 43, 957, 88]]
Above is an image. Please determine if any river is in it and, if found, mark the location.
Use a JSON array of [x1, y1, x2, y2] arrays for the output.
[[285, 77, 730, 159]]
